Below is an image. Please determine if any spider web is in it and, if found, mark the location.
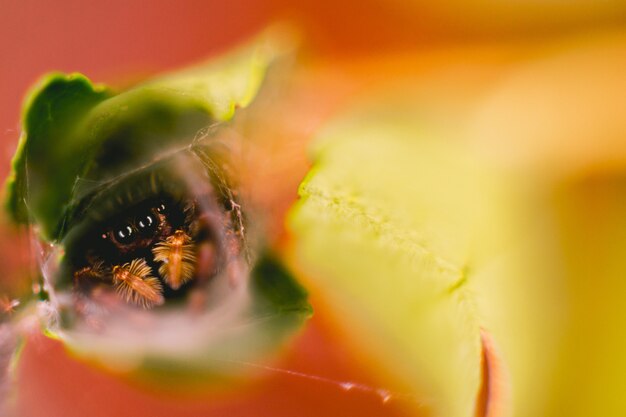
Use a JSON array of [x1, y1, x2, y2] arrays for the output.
[[0, 121, 423, 417]]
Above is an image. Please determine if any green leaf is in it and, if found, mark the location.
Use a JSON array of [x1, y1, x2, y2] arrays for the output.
[[288, 105, 488, 417], [142, 31, 286, 122], [5, 29, 288, 241], [250, 252, 313, 343], [4, 74, 112, 237]]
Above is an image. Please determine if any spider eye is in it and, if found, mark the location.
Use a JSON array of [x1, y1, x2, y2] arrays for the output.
[[114, 224, 135, 245], [136, 213, 156, 235]]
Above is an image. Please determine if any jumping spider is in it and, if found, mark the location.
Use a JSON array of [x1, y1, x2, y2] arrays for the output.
[[71, 193, 227, 310]]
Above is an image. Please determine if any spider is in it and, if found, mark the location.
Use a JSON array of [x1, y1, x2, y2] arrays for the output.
[[0, 32, 312, 415], [68, 159, 244, 315]]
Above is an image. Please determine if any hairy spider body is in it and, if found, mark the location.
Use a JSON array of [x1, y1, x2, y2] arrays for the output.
[[112, 258, 164, 308], [152, 230, 197, 290], [73, 261, 107, 282]]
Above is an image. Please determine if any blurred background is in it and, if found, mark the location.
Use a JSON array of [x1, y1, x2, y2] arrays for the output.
[[1, 1, 626, 417]]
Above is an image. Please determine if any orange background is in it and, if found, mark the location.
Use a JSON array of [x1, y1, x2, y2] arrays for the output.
[[2, 1, 626, 416]]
